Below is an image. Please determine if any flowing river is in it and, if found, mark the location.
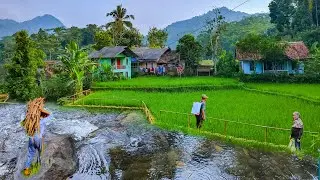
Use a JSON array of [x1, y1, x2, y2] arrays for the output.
[[0, 103, 317, 180]]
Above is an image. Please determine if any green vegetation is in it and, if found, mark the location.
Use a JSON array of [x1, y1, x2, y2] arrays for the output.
[[77, 87, 320, 154], [5, 31, 45, 101], [59, 41, 93, 94], [93, 77, 239, 88], [147, 27, 168, 48], [246, 83, 320, 100], [176, 34, 202, 73]]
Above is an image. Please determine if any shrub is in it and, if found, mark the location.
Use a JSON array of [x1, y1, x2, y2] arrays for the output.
[[42, 74, 75, 101]]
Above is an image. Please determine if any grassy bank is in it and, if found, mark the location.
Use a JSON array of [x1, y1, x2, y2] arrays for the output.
[[77, 89, 320, 154], [246, 83, 320, 101]]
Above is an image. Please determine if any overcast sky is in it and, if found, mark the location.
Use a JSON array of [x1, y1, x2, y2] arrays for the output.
[[0, 0, 272, 34]]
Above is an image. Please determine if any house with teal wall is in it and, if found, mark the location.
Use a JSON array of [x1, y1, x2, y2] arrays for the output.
[[89, 46, 138, 79], [236, 42, 309, 75]]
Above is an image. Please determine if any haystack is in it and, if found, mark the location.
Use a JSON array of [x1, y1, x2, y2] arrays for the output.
[[23, 97, 45, 136]]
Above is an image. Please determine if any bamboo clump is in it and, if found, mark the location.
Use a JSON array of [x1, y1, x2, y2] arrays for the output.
[[23, 97, 44, 136]]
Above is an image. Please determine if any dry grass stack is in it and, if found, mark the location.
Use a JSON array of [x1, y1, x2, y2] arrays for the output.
[[23, 97, 44, 136]]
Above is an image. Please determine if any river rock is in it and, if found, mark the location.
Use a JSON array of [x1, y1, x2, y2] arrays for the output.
[[14, 134, 76, 180]]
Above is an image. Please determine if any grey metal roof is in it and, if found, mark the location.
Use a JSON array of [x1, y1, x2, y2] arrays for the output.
[[132, 47, 170, 62], [89, 46, 138, 59]]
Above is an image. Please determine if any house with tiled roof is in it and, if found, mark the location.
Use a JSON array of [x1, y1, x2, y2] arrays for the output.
[[236, 41, 309, 74], [132, 47, 181, 74]]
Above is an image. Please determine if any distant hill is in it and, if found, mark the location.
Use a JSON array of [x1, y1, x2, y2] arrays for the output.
[[165, 7, 250, 49], [0, 14, 64, 38]]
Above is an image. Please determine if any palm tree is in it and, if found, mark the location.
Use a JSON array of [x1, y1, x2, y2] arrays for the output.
[[60, 41, 93, 95], [106, 5, 135, 45]]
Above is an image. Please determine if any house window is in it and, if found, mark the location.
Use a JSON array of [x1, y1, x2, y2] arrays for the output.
[[132, 63, 138, 69], [126, 59, 128, 65], [264, 61, 285, 71], [249, 61, 255, 71]]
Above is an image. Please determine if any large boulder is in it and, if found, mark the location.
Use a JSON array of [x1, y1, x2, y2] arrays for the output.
[[14, 134, 76, 180]]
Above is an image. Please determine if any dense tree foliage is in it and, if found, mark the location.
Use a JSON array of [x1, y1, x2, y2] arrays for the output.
[[176, 34, 202, 72], [269, 0, 320, 37], [93, 30, 113, 50], [198, 15, 274, 58], [305, 42, 320, 75], [217, 50, 239, 76], [147, 27, 168, 48], [5, 31, 45, 101]]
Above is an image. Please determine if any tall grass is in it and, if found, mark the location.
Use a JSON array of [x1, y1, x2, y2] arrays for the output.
[[79, 90, 320, 153], [246, 83, 320, 101], [93, 77, 239, 88]]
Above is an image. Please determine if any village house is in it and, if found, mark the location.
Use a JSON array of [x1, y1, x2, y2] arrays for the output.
[[236, 41, 309, 75], [89, 46, 138, 79], [132, 47, 182, 75], [196, 60, 214, 76]]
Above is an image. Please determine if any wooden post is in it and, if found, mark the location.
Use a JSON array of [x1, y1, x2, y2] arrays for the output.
[[188, 114, 190, 128], [264, 127, 268, 143]]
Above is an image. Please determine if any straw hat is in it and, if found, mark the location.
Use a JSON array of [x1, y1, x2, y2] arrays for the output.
[[202, 94, 209, 99], [40, 108, 50, 116]]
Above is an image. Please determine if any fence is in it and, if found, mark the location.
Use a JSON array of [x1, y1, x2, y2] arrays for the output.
[[65, 96, 155, 124], [159, 110, 319, 153], [62, 89, 92, 104]]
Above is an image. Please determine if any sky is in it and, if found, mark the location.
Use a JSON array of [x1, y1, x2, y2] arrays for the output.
[[0, 0, 272, 34]]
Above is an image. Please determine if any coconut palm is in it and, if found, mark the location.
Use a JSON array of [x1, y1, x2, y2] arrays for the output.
[[106, 5, 135, 45], [60, 41, 93, 95]]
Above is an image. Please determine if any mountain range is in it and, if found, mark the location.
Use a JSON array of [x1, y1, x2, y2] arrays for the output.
[[0, 14, 64, 38], [164, 7, 250, 48], [0, 7, 258, 49]]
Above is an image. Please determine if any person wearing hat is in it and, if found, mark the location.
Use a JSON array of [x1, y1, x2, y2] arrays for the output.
[[195, 94, 208, 129], [23, 108, 52, 176]]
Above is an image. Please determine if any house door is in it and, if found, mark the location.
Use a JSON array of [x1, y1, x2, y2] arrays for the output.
[[117, 59, 121, 69]]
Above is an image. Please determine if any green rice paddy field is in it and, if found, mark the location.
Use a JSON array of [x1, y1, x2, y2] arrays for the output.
[[77, 77, 320, 153], [78, 88, 320, 153], [93, 77, 239, 88], [247, 83, 320, 101]]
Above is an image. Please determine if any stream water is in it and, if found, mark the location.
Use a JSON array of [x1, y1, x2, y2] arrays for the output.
[[0, 103, 317, 180]]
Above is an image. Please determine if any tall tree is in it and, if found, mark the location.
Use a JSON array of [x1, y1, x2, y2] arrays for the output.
[[176, 34, 202, 72], [31, 29, 61, 60], [119, 28, 143, 47], [269, 0, 295, 35], [305, 42, 320, 75], [5, 31, 45, 101], [203, 9, 226, 74], [82, 24, 101, 47], [147, 27, 168, 48], [93, 30, 113, 50], [59, 41, 93, 94], [106, 5, 135, 45]]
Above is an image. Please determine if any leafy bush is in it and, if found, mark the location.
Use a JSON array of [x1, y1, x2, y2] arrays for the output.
[[239, 73, 320, 83], [42, 74, 75, 100], [217, 50, 239, 77]]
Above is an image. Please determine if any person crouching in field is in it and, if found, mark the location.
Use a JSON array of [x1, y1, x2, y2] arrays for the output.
[[291, 111, 303, 151], [195, 94, 208, 129]]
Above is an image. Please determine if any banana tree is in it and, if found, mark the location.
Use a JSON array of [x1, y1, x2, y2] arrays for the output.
[[59, 41, 94, 95]]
